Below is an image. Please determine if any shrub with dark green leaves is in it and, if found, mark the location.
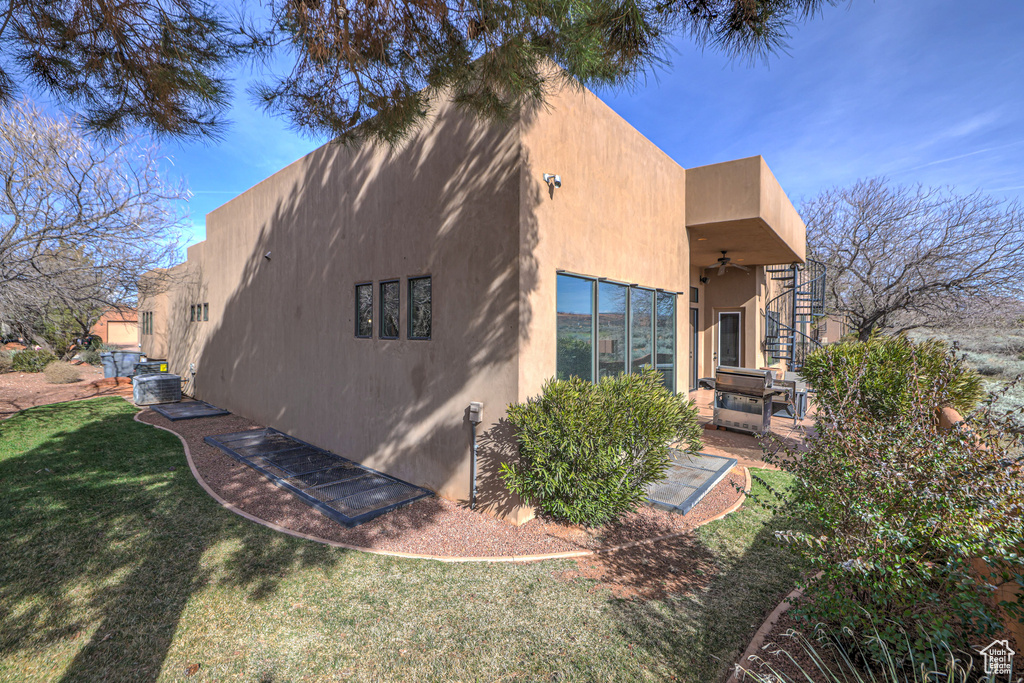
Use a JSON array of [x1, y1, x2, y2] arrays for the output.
[[800, 333, 983, 419], [764, 340, 1024, 668], [501, 367, 703, 527], [11, 349, 58, 373]]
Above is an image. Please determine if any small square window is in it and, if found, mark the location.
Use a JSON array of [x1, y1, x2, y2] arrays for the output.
[[203, 303, 209, 321], [690, 287, 699, 303], [408, 277, 431, 340], [379, 280, 399, 339], [355, 283, 373, 337]]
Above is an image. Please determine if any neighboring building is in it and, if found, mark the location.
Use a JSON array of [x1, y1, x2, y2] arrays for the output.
[[90, 306, 139, 348], [812, 314, 851, 344], [139, 84, 806, 523]]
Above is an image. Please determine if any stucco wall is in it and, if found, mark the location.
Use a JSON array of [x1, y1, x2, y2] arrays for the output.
[[685, 156, 806, 268], [699, 266, 766, 377], [517, 88, 691, 400], [150, 98, 525, 518], [139, 265, 185, 360], [138, 82, 807, 523]]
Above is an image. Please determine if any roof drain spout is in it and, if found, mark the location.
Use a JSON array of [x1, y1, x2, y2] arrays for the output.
[[468, 402, 483, 510]]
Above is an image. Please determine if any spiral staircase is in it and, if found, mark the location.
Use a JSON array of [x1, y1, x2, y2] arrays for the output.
[[763, 260, 827, 371]]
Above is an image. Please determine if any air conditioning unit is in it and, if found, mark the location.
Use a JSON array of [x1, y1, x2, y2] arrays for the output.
[[133, 373, 182, 405], [134, 360, 168, 375]]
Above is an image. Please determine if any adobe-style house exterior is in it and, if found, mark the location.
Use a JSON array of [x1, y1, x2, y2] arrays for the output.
[[138, 84, 805, 523]]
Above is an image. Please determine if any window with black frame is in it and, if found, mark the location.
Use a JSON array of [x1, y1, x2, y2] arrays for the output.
[[355, 283, 373, 337], [408, 277, 431, 340], [598, 281, 627, 379], [556, 274, 594, 381], [556, 272, 677, 391], [379, 280, 399, 339], [655, 291, 676, 391]]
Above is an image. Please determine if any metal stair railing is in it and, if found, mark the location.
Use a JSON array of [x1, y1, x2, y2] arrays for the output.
[[763, 259, 827, 370]]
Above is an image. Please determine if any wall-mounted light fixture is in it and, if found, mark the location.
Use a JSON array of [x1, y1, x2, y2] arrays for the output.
[[543, 173, 562, 188], [700, 276, 709, 284], [264, 251, 272, 260]]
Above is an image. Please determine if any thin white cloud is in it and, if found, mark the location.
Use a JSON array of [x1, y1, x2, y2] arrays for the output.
[[894, 139, 1024, 174]]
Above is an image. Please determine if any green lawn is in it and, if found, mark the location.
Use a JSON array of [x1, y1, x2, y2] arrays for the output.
[[0, 397, 806, 682]]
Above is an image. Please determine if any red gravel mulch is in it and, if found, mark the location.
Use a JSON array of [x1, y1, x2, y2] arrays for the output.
[[0, 366, 133, 418], [137, 408, 747, 584]]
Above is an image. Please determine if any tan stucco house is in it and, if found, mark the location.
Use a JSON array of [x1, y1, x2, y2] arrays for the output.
[[138, 84, 806, 523]]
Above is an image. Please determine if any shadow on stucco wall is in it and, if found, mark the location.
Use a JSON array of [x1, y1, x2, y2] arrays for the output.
[[165, 98, 544, 515]]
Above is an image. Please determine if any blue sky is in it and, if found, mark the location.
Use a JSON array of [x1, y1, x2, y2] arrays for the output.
[[168, 0, 1024, 247]]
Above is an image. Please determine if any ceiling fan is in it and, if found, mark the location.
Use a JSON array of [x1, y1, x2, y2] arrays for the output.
[[707, 251, 749, 275]]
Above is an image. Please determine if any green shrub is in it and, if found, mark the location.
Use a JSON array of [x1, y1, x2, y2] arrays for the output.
[[800, 333, 983, 418], [43, 361, 81, 384], [11, 349, 58, 372], [0, 350, 11, 373], [79, 348, 102, 365], [764, 343, 1024, 668], [501, 367, 703, 527]]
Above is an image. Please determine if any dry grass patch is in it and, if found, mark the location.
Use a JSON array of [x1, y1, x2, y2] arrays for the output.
[[42, 361, 81, 384]]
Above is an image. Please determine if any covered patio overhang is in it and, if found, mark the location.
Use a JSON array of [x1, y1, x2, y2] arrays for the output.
[[685, 156, 806, 269]]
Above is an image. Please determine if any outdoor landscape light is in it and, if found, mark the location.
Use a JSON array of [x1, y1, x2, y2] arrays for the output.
[[543, 173, 562, 188], [264, 251, 272, 260]]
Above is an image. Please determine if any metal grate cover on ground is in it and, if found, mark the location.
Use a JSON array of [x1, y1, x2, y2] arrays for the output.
[[151, 400, 230, 421], [646, 451, 738, 515], [204, 428, 433, 527]]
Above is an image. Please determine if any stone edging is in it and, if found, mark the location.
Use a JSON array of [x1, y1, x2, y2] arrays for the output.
[[725, 580, 811, 683], [135, 410, 753, 563]]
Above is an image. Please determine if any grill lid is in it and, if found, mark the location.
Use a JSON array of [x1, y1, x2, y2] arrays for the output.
[[715, 365, 774, 393]]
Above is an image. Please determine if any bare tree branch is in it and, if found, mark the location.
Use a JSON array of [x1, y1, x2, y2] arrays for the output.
[[805, 178, 1024, 341], [0, 99, 186, 350]]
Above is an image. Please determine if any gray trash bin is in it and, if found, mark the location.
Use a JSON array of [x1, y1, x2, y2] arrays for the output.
[[100, 352, 116, 378], [112, 351, 142, 376]]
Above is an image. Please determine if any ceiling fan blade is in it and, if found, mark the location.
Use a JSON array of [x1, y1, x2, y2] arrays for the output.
[[733, 263, 750, 272], [718, 264, 727, 275]]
